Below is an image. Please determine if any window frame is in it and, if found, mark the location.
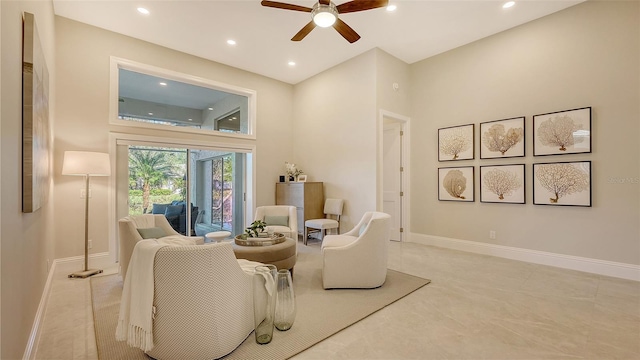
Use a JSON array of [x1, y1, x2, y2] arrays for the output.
[[109, 56, 257, 139]]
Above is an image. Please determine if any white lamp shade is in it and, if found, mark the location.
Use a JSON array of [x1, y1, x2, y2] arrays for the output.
[[62, 151, 111, 176]]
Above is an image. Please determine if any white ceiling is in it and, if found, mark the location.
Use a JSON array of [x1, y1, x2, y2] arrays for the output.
[[52, 0, 583, 85]]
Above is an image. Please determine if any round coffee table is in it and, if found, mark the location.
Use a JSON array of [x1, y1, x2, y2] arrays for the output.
[[205, 231, 231, 243], [232, 237, 296, 274]]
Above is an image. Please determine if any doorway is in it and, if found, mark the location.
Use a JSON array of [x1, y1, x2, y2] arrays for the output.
[[379, 110, 410, 242]]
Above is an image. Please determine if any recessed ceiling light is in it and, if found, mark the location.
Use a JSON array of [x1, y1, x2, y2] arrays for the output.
[[386, 4, 397, 12], [503, 1, 515, 9], [288, 61, 296, 66], [137, 7, 150, 15], [188, 118, 193, 121], [208, 107, 214, 111], [148, 112, 153, 115], [159, 82, 167, 86], [227, 39, 237, 46]]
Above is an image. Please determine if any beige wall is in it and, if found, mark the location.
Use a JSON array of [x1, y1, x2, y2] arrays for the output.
[[2, 1, 638, 357], [1, 1, 57, 358], [292, 50, 378, 230], [54, 17, 294, 258], [409, 1, 640, 265], [375, 48, 411, 117]]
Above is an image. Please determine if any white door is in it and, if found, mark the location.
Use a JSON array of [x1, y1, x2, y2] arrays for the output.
[[383, 122, 402, 241]]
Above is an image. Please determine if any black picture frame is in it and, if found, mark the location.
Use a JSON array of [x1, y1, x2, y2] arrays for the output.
[[479, 117, 525, 159], [533, 161, 592, 207], [438, 124, 474, 161], [438, 166, 475, 202], [480, 164, 525, 204], [533, 107, 591, 156]]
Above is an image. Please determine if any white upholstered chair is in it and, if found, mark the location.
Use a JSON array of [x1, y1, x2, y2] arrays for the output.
[[118, 214, 203, 279], [254, 205, 298, 240], [145, 242, 266, 360], [304, 198, 344, 245], [321, 211, 391, 289]]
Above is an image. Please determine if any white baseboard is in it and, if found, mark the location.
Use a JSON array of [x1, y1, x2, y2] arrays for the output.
[[409, 233, 640, 282], [24, 252, 117, 359], [54, 252, 114, 274], [23, 261, 57, 360]]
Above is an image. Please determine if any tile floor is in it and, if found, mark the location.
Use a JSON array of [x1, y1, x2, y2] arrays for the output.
[[35, 241, 640, 359]]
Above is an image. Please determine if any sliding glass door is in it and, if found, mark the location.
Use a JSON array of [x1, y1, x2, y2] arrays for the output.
[[121, 144, 245, 237], [190, 150, 245, 237]]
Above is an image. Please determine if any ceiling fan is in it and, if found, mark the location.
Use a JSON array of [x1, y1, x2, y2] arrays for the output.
[[261, 0, 389, 43]]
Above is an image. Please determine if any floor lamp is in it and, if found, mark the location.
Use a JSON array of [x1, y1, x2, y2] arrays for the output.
[[62, 151, 111, 278]]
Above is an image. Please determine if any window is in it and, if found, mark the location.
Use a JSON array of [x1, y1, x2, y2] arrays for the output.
[[110, 57, 257, 138]]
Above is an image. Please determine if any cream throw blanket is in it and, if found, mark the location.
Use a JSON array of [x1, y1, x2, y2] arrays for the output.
[[115, 236, 197, 352]]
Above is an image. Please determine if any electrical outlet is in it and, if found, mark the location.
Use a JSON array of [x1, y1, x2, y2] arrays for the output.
[[489, 230, 496, 240], [88, 239, 93, 249]]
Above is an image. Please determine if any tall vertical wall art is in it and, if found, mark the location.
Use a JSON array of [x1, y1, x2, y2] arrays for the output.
[[22, 12, 51, 213]]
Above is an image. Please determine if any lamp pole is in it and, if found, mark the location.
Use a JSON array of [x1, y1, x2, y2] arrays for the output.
[[63, 150, 110, 278], [69, 173, 103, 278]]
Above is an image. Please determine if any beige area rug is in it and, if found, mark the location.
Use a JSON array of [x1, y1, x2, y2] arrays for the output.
[[91, 246, 431, 360]]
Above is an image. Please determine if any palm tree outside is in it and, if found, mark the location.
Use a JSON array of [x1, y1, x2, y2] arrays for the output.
[[129, 148, 183, 213]]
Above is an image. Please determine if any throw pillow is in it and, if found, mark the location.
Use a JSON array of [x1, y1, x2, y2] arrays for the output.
[[264, 215, 289, 227], [151, 203, 170, 214], [137, 227, 167, 239], [165, 204, 183, 218]]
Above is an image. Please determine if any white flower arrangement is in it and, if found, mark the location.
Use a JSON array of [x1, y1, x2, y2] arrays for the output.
[[285, 162, 303, 178]]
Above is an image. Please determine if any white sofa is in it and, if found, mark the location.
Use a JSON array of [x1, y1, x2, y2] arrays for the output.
[[321, 211, 391, 289]]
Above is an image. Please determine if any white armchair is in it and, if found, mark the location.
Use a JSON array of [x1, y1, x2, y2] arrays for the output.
[[321, 211, 391, 289], [145, 243, 265, 359], [118, 214, 203, 279], [254, 205, 298, 240]]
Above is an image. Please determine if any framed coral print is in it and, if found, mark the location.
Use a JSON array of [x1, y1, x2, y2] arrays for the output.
[[438, 166, 474, 202], [438, 124, 474, 161], [480, 117, 525, 159], [533, 107, 591, 156], [480, 164, 525, 204], [533, 161, 591, 207]]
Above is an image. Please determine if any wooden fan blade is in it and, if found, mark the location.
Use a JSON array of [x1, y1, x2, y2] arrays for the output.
[[319, 0, 330, 4], [261, 0, 313, 12], [333, 18, 360, 43], [337, 0, 389, 14], [292, 21, 317, 41]]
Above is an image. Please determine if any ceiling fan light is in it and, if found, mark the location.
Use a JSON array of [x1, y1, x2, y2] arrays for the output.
[[314, 12, 336, 27], [312, 3, 338, 28]]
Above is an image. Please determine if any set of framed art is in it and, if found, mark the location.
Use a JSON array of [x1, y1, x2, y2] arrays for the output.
[[437, 107, 592, 207]]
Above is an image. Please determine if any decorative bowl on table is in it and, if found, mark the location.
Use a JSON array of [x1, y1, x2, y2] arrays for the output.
[[235, 233, 286, 246]]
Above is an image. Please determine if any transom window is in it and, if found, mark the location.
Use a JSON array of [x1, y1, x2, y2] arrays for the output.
[[109, 57, 257, 139]]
